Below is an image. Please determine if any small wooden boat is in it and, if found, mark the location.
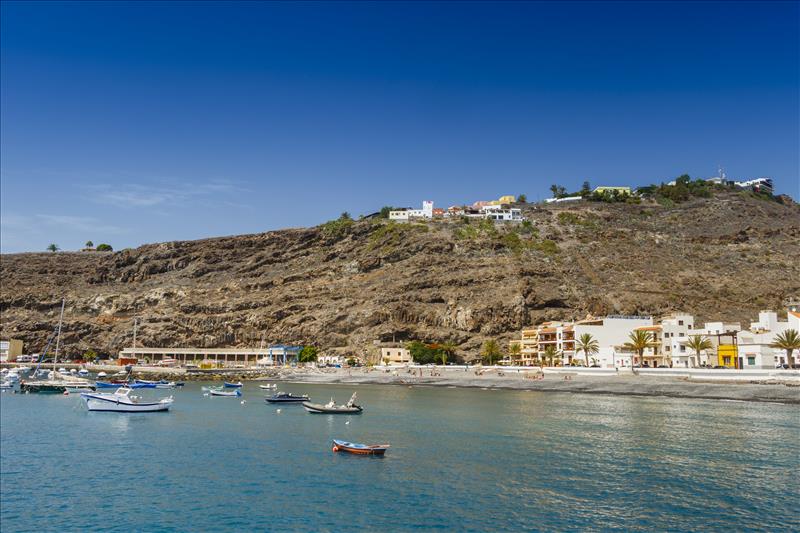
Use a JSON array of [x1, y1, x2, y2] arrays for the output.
[[332, 439, 389, 456], [303, 392, 362, 414], [265, 392, 309, 403], [209, 388, 242, 397], [224, 381, 243, 388], [259, 384, 277, 390]]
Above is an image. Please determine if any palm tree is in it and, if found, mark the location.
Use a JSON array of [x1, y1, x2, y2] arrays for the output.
[[576, 333, 599, 367], [771, 329, 800, 368], [542, 345, 559, 367], [481, 339, 501, 365], [686, 335, 713, 368], [441, 341, 457, 364], [46, 243, 59, 252], [624, 330, 652, 373], [85, 240, 94, 249], [508, 342, 522, 365]]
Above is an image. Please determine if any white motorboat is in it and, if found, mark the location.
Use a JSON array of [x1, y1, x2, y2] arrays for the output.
[[97, 372, 108, 378], [81, 387, 173, 412], [78, 369, 90, 376], [58, 368, 70, 375], [208, 388, 242, 397], [259, 384, 277, 390]]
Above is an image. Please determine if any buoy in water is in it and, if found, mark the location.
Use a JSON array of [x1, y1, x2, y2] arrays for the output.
[[332, 446, 339, 452], [63, 390, 69, 395], [240, 400, 246, 405], [276, 409, 281, 414], [345, 420, 350, 425]]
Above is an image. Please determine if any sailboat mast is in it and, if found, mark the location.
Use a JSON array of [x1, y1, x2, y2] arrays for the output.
[[53, 298, 65, 372]]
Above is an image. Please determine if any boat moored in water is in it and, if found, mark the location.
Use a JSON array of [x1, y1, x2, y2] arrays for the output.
[[259, 384, 277, 390], [209, 388, 242, 397], [303, 392, 363, 414], [81, 387, 173, 412], [224, 381, 243, 388], [265, 392, 309, 403], [331, 439, 389, 455]]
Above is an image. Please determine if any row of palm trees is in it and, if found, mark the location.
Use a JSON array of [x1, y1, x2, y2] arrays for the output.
[[501, 328, 800, 369]]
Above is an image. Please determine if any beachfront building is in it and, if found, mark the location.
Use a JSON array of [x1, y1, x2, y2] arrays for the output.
[[0, 339, 23, 362], [515, 315, 653, 367], [660, 313, 695, 367], [118, 345, 301, 367], [389, 201, 434, 221], [574, 315, 654, 367], [734, 309, 800, 368], [380, 347, 412, 365], [318, 354, 346, 366]]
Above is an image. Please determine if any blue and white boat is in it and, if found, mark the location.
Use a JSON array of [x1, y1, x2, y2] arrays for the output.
[[81, 387, 173, 412], [224, 381, 243, 388]]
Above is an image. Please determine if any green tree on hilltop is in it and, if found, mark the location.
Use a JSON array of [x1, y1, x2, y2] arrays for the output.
[[47, 243, 59, 252], [96, 243, 113, 251], [516, 194, 527, 204]]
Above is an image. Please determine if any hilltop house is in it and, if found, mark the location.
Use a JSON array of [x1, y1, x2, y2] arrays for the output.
[[389, 201, 435, 221]]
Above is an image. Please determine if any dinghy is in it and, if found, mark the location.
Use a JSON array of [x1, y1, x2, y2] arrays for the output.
[[259, 384, 277, 390], [224, 381, 243, 388], [81, 387, 173, 412], [331, 439, 389, 456], [209, 388, 242, 397], [303, 392, 362, 414]]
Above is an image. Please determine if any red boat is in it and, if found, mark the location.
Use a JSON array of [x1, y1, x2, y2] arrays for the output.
[[332, 439, 390, 455]]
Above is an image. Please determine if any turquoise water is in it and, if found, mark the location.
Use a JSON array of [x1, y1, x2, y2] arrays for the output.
[[1, 383, 798, 532]]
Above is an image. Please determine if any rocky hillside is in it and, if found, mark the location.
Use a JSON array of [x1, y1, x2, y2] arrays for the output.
[[1, 192, 798, 360]]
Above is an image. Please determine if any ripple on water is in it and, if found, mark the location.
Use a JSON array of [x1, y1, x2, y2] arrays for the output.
[[2, 384, 799, 532]]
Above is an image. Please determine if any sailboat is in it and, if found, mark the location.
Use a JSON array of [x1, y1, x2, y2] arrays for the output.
[[21, 299, 95, 393]]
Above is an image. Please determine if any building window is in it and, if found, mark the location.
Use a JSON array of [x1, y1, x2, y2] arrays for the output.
[[747, 357, 756, 366], [679, 332, 684, 337], [678, 320, 684, 326], [680, 345, 685, 352]]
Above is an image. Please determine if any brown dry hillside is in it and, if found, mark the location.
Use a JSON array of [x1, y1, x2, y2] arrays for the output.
[[1, 192, 799, 360]]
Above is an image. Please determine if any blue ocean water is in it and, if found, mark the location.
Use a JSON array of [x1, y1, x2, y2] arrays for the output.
[[1, 383, 798, 532]]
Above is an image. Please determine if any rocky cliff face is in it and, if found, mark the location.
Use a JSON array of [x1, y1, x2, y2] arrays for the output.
[[2, 192, 798, 360]]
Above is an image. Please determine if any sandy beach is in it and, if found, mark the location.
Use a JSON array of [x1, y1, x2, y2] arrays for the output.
[[266, 367, 800, 404]]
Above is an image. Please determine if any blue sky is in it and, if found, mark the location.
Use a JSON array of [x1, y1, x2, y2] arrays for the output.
[[1, 1, 798, 253]]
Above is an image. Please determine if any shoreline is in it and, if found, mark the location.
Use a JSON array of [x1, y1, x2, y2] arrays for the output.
[[271, 369, 800, 405]]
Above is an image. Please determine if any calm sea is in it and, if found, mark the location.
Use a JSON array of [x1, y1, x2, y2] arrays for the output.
[[1, 382, 798, 532]]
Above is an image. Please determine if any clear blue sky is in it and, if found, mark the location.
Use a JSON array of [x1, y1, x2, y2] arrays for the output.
[[1, 1, 797, 253]]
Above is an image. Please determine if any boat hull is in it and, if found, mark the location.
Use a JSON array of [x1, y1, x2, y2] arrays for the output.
[[265, 397, 307, 403], [209, 389, 242, 397], [302, 402, 363, 414], [332, 439, 388, 455], [82, 394, 172, 412]]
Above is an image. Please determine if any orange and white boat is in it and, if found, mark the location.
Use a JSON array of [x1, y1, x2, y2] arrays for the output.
[[332, 439, 389, 455]]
